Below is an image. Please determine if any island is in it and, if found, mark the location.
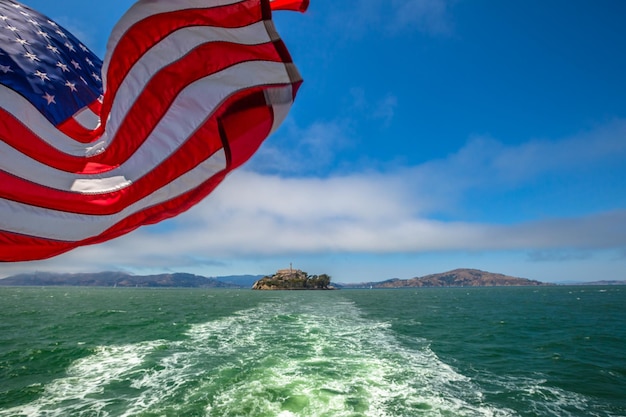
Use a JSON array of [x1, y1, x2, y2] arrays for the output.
[[338, 268, 551, 289], [252, 268, 335, 290]]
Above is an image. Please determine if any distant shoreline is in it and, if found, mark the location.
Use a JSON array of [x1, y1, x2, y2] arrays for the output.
[[0, 283, 623, 290], [1, 269, 623, 288]]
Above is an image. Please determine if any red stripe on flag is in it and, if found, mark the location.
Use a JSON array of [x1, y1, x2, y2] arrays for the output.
[[0, 231, 74, 262], [57, 116, 101, 144], [270, 0, 310, 12]]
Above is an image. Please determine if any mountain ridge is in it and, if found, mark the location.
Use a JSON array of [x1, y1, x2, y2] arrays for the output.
[[0, 271, 245, 288]]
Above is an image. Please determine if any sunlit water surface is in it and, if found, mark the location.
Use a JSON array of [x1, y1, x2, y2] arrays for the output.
[[1, 286, 624, 416]]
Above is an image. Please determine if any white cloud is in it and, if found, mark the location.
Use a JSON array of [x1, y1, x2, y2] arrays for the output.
[[173, 180, 626, 255]]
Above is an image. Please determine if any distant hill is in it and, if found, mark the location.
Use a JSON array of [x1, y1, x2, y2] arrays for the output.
[[340, 268, 550, 288], [0, 272, 242, 288], [214, 275, 264, 288]]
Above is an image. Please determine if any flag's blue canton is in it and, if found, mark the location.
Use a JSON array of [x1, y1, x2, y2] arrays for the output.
[[0, 0, 103, 126]]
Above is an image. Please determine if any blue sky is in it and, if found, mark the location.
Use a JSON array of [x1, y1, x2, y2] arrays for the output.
[[2, 0, 626, 283]]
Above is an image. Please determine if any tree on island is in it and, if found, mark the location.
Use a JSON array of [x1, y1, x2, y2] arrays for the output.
[[308, 274, 331, 289]]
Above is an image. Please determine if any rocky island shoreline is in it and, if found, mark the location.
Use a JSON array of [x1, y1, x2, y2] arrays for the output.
[[252, 268, 335, 290]]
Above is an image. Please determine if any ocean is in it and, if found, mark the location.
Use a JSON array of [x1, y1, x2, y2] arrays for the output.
[[0, 286, 624, 416]]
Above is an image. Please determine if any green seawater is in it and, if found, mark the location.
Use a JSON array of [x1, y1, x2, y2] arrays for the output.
[[0, 286, 624, 416]]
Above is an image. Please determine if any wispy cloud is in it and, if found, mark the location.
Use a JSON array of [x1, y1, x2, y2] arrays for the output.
[[390, 0, 454, 35], [348, 89, 398, 127], [52, 16, 101, 56], [249, 119, 354, 175], [411, 119, 626, 196], [326, 0, 455, 39], [372, 94, 398, 126], [251, 89, 399, 176], [527, 250, 593, 263]]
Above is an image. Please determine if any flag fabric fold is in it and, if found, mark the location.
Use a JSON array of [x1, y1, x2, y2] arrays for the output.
[[0, 0, 305, 261]]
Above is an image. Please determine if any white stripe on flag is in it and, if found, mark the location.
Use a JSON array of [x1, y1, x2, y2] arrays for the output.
[[72, 106, 101, 130]]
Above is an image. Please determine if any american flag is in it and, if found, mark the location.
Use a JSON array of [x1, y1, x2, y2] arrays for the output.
[[0, 0, 307, 261]]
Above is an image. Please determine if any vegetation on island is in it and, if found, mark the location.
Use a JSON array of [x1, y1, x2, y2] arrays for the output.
[[252, 268, 334, 290]]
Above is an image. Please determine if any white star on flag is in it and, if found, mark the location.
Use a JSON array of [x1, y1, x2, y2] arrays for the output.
[[34, 70, 49, 81], [42, 92, 55, 104]]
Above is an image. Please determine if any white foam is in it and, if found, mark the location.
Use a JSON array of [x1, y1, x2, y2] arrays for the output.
[[0, 341, 166, 417], [478, 372, 606, 417]]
